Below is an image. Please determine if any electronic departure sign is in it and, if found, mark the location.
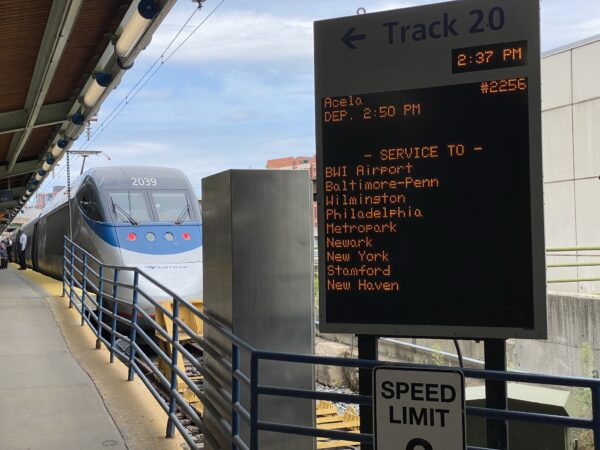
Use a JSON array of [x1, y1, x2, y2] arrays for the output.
[[314, 0, 546, 339]]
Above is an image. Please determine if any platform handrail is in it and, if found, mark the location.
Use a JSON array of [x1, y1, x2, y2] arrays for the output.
[[62, 236, 255, 450], [63, 236, 600, 449], [547, 245, 600, 252], [63, 236, 255, 354], [546, 245, 600, 288], [249, 349, 600, 449]]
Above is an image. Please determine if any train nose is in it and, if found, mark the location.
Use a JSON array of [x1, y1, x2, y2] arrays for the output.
[[134, 262, 203, 301]]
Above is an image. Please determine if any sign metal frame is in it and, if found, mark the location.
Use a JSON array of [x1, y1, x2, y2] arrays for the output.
[[314, 0, 546, 339]]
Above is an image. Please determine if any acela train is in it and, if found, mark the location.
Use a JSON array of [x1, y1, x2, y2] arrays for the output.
[[17, 166, 203, 317]]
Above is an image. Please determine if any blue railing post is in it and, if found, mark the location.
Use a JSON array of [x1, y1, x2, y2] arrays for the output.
[[250, 353, 259, 450], [96, 265, 104, 350], [80, 253, 88, 326], [62, 238, 67, 297], [232, 344, 240, 450], [166, 297, 180, 438], [68, 241, 75, 308], [592, 383, 600, 448], [110, 269, 119, 364], [127, 271, 139, 381]]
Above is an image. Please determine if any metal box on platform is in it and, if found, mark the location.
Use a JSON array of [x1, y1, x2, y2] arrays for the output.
[[202, 169, 315, 450], [466, 384, 580, 449]]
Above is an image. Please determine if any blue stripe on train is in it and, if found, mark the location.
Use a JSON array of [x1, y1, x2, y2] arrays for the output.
[[84, 216, 202, 255]]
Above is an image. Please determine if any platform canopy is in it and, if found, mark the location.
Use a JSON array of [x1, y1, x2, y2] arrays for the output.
[[0, 0, 176, 231]]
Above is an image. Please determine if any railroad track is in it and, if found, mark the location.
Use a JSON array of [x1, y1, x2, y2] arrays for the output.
[[122, 339, 362, 449], [146, 347, 363, 449], [121, 340, 206, 448]]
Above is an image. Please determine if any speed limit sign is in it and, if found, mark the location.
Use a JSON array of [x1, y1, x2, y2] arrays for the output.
[[373, 367, 466, 450]]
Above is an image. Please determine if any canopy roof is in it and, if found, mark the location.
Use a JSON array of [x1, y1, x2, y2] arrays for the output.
[[0, 0, 176, 231]]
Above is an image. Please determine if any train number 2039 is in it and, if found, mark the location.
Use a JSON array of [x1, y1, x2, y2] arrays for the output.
[[131, 177, 158, 186]]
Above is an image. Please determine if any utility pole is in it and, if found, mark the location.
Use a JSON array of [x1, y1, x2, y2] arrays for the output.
[[67, 150, 111, 175]]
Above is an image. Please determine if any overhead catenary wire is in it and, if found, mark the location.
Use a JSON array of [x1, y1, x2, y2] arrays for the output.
[[36, 155, 81, 195], [86, 5, 203, 135], [77, 0, 226, 152], [7, 2, 217, 225], [26, 2, 221, 206]]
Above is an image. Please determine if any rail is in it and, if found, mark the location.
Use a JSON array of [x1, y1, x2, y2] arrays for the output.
[[63, 236, 600, 449], [250, 351, 600, 449], [63, 237, 256, 450], [547, 245, 600, 287]]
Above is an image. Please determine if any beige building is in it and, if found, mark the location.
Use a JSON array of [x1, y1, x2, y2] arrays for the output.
[[542, 34, 600, 294]]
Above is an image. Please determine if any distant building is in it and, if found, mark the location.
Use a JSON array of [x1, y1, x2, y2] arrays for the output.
[[10, 208, 36, 227], [542, 35, 600, 295], [266, 156, 312, 170], [35, 193, 53, 209], [34, 185, 65, 210]]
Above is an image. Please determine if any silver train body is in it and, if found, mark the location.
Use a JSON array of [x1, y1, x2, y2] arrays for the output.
[[16, 166, 203, 318]]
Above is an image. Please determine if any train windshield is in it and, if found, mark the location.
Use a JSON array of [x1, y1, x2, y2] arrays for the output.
[[109, 191, 151, 224], [150, 191, 193, 223]]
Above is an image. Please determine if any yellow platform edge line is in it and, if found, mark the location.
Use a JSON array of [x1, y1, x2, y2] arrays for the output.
[[10, 264, 64, 297], [12, 263, 185, 449]]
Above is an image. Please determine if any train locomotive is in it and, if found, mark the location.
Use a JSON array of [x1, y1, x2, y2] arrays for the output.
[[17, 166, 203, 319]]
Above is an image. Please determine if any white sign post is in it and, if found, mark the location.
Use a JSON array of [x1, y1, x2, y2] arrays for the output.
[[373, 367, 466, 450]]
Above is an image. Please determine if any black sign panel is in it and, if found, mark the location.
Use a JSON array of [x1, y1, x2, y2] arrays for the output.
[[315, 0, 546, 338], [322, 80, 532, 328]]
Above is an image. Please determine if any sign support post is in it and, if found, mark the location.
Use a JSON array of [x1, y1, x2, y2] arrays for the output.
[[358, 334, 378, 450], [484, 339, 509, 449]]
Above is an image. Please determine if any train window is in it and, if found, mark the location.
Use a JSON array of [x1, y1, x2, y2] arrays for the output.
[[109, 191, 151, 223], [150, 191, 193, 222], [77, 185, 104, 222]]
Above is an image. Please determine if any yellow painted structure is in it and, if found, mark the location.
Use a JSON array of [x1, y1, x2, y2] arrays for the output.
[[316, 401, 360, 449], [154, 300, 205, 413]]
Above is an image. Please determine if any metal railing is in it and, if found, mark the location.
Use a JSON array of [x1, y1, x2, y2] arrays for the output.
[[250, 351, 600, 450], [63, 236, 600, 449], [63, 237, 255, 450], [547, 245, 600, 286]]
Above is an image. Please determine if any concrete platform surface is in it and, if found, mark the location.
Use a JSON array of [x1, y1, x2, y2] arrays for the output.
[[0, 268, 126, 450], [0, 267, 185, 450]]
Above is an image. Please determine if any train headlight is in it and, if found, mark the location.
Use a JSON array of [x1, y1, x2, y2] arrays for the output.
[[127, 232, 137, 241], [145, 232, 156, 242], [182, 232, 191, 241], [164, 232, 174, 242]]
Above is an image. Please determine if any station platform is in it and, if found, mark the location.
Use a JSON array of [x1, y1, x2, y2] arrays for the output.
[[0, 265, 185, 450]]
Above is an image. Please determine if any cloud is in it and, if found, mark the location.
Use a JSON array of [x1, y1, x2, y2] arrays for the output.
[[38, 0, 600, 201], [371, 1, 432, 12], [144, 10, 313, 70], [143, 0, 445, 70], [142, 0, 600, 73], [223, 109, 258, 122]]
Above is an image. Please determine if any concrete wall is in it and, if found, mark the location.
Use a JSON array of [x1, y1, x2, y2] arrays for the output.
[[542, 38, 600, 295], [512, 292, 600, 377], [317, 292, 600, 381], [317, 331, 487, 366]]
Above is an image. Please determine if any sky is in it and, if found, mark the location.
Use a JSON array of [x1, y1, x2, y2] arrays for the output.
[[37, 0, 600, 197]]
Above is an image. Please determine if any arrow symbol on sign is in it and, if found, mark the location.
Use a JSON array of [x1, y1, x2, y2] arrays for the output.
[[342, 27, 366, 49]]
